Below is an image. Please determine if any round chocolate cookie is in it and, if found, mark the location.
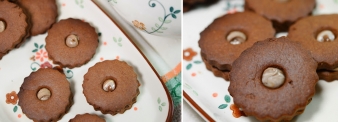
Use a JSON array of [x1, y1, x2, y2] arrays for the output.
[[46, 18, 98, 68], [228, 37, 318, 121], [18, 68, 72, 122], [0, 0, 30, 59], [199, 11, 275, 80], [245, 0, 315, 32], [288, 14, 338, 70], [69, 113, 105, 122], [83, 60, 140, 115], [17, 0, 58, 36]]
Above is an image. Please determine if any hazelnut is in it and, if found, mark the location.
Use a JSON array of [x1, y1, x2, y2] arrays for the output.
[[103, 79, 116, 92], [0, 20, 5, 32], [37, 88, 51, 101], [66, 34, 79, 47], [226, 31, 246, 45], [262, 67, 285, 88], [317, 30, 335, 42]]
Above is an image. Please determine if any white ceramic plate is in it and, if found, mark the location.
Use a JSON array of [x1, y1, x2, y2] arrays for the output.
[[107, 0, 181, 37], [0, 0, 172, 121], [183, 0, 338, 121], [94, 0, 182, 76]]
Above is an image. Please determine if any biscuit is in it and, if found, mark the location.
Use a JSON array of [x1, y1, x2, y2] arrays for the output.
[[202, 55, 229, 81], [288, 14, 338, 70], [16, 0, 58, 36], [18, 68, 73, 122], [288, 14, 338, 81], [83, 60, 140, 115], [199, 12, 275, 77], [69, 113, 105, 122], [245, 0, 315, 32], [317, 70, 338, 82], [228, 37, 318, 121], [0, 0, 30, 59], [45, 18, 98, 68]]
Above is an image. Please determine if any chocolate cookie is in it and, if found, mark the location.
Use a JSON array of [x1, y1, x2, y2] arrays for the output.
[[228, 37, 318, 121], [83, 60, 140, 115], [0, 0, 30, 59], [69, 113, 105, 122], [17, 0, 58, 36], [288, 14, 338, 80], [183, 0, 218, 12], [317, 70, 338, 82], [46, 18, 98, 68], [18, 68, 73, 122], [245, 0, 315, 32], [199, 11, 275, 80], [202, 56, 229, 80]]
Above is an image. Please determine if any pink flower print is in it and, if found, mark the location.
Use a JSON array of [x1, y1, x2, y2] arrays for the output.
[[35, 50, 48, 62]]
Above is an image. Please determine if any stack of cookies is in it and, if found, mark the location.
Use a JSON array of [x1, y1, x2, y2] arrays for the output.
[[0, 0, 58, 60], [0, 0, 30, 59], [199, 0, 338, 121]]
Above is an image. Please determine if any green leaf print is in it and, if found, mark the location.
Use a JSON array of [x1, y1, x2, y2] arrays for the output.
[[159, 106, 162, 111], [39, 44, 44, 49], [113, 37, 117, 42], [13, 106, 18, 113], [171, 14, 177, 19], [174, 10, 181, 14], [164, 19, 172, 24], [186, 63, 192, 70], [32, 49, 38, 53], [170, 7, 174, 12], [160, 27, 167, 30], [193, 61, 202, 64], [218, 104, 228, 109], [159, 17, 164, 22], [225, 95, 231, 103], [157, 97, 161, 104], [118, 37, 122, 42]]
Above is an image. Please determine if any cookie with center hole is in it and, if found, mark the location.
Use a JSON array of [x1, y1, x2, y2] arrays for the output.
[[18, 68, 73, 122], [198, 11, 275, 80], [288, 14, 338, 81], [83, 60, 140, 115], [45, 18, 98, 68], [228, 37, 318, 121]]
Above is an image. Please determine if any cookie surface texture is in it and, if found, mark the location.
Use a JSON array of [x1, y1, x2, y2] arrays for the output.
[[46, 18, 98, 68], [0, 0, 29, 59], [245, 0, 315, 32], [228, 37, 318, 121], [18, 68, 72, 122], [199, 11, 275, 71], [83, 60, 140, 115], [17, 0, 58, 36], [69, 113, 105, 122]]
